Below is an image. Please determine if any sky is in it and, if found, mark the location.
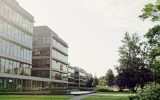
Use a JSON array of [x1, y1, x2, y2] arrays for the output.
[[17, 0, 156, 77]]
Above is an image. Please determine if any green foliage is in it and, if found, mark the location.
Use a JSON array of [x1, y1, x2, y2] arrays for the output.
[[106, 69, 115, 87], [139, 0, 160, 21], [93, 76, 99, 87], [98, 76, 106, 86], [145, 25, 160, 46], [116, 33, 152, 91], [86, 74, 94, 87], [140, 0, 160, 84], [144, 25, 160, 70], [135, 84, 160, 100], [0, 88, 17, 92], [83, 92, 135, 100], [95, 87, 110, 92], [0, 95, 73, 100], [78, 87, 94, 91]]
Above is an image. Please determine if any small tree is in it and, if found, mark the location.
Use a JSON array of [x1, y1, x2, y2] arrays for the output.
[[86, 74, 94, 87], [93, 76, 99, 87], [98, 76, 106, 87], [106, 69, 114, 88]]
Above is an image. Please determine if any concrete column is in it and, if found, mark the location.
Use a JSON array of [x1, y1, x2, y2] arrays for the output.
[[30, 80, 32, 89]]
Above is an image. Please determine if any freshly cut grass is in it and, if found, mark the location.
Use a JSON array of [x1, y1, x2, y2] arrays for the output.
[[0, 95, 74, 100], [83, 92, 135, 100]]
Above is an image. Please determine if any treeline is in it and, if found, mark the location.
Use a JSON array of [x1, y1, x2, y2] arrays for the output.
[[98, 0, 160, 98]]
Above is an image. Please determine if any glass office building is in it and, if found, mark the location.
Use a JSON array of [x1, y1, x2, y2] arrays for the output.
[[68, 66, 76, 86], [0, 0, 34, 89], [32, 26, 69, 86], [74, 67, 87, 87], [0, 0, 90, 90]]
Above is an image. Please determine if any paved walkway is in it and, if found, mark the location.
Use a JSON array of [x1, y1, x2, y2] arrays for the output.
[[68, 93, 97, 100]]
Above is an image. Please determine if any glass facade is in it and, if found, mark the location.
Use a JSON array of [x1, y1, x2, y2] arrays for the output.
[[51, 60, 67, 72], [68, 67, 75, 73], [51, 71, 68, 81], [0, 39, 32, 62], [80, 72, 86, 80], [0, 19, 32, 48], [33, 47, 50, 56], [52, 39, 68, 54], [68, 67, 75, 83], [33, 36, 50, 45], [32, 26, 69, 81], [32, 70, 49, 78], [52, 49, 68, 63], [0, 57, 31, 75], [0, 1, 33, 33], [0, 0, 33, 78], [32, 59, 50, 68]]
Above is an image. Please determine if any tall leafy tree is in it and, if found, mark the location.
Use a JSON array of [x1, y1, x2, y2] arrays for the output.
[[105, 69, 115, 88], [140, 0, 160, 83], [116, 33, 152, 92], [143, 25, 160, 83], [139, 0, 160, 22]]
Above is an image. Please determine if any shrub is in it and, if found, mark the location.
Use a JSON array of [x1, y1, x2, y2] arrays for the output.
[[95, 88, 110, 92], [0, 88, 17, 92], [78, 87, 94, 91], [134, 84, 160, 100], [129, 95, 139, 100]]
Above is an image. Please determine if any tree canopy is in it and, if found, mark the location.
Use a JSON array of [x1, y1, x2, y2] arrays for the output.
[[139, 0, 160, 21], [105, 69, 114, 87], [116, 33, 152, 91]]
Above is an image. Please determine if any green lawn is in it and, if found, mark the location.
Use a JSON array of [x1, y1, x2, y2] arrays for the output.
[[83, 92, 135, 100], [0, 95, 74, 100]]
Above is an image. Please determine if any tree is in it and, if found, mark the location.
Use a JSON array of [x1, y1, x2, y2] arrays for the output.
[[142, 25, 160, 84], [140, 0, 160, 83], [92, 76, 99, 87], [139, 0, 160, 22], [86, 74, 94, 87], [105, 69, 114, 88], [144, 25, 160, 69], [116, 33, 152, 92], [98, 76, 106, 87]]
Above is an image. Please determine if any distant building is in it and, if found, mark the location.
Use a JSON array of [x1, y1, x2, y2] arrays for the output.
[[74, 67, 88, 87], [68, 66, 76, 86], [32, 26, 69, 86]]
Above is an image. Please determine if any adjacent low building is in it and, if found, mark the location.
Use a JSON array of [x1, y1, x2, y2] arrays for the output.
[[68, 66, 76, 86], [74, 67, 88, 87], [32, 26, 69, 87]]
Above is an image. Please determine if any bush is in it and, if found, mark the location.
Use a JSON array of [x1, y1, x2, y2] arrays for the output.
[[0, 88, 17, 92], [129, 96, 139, 100], [78, 87, 94, 91], [95, 88, 110, 92], [119, 89, 124, 92], [135, 84, 160, 100]]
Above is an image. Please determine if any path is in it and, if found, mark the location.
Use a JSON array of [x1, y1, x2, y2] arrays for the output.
[[68, 93, 97, 100]]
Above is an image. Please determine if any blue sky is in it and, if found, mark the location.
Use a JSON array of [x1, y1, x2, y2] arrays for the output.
[[17, 0, 156, 77]]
